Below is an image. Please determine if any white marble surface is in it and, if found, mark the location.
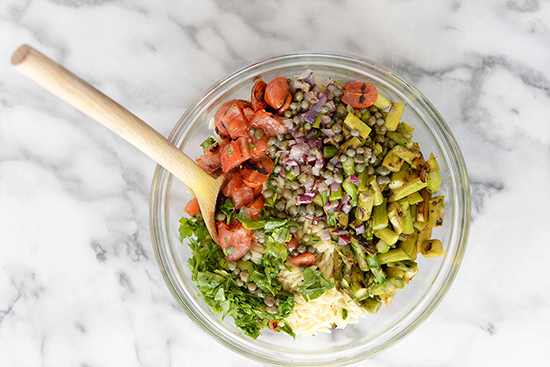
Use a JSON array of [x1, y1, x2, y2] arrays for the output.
[[1, 0, 550, 366]]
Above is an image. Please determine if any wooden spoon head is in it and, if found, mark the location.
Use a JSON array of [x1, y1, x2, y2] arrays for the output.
[[193, 172, 226, 245]]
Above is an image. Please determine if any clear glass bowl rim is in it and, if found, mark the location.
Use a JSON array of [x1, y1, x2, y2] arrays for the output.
[[150, 50, 471, 366]]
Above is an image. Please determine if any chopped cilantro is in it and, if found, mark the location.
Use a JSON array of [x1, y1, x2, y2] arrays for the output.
[[298, 267, 335, 301], [219, 198, 235, 223], [342, 308, 348, 320], [248, 142, 255, 149], [227, 145, 232, 156], [200, 136, 217, 149], [178, 216, 295, 339]]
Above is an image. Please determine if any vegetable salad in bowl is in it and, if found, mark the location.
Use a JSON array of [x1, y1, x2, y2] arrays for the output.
[[179, 70, 446, 339]]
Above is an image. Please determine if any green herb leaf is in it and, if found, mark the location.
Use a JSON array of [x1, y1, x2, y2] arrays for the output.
[[342, 308, 348, 320], [219, 198, 235, 223], [179, 216, 295, 339], [200, 137, 217, 149], [298, 267, 335, 301]]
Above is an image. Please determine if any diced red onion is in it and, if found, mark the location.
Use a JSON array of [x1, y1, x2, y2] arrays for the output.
[[307, 139, 323, 149], [335, 200, 343, 211], [332, 229, 348, 236], [325, 90, 333, 100], [324, 201, 335, 213], [304, 91, 316, 103], [324, 177, 335, 187], [289, 79, 310, 93], [312, 166, 321, 176], [312, 85, 320, 94], [305, 213, 315, 221], [342, 204, 352, 214], [293, 166, 300, 176], [278, 171, 286, 179], [321, 128, 335, 138], [331, 182, 340, 191], [282, 119, 294, 129], [303, 94, 327, 123], [325, 100, 336, 112], [335, 162, 343, 169], [311, 217, 319, 225], [304, 191, 316, 199], [300, 69, 313, 79], [350, 175, 359, 186], [326, 83, 337, 92], [355, 224, 365, 235], [329, 156, 340, 166], [319, 229, 331, 241], [296, 195, 313, 205], [290, 143, 308, 160], [320, 115, 331, 125], [337, 235, 350, 246], [304, 73, 315, 87], [317, 182, 328, 192]]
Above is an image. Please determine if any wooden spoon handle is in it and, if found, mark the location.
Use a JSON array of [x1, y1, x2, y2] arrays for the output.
[[11, 45, 212, 189]]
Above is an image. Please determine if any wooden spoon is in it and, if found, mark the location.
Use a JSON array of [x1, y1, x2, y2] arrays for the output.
[[12, 45, 225, 244]]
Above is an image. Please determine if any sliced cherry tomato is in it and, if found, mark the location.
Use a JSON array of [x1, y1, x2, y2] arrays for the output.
[[216, 220, 254, 261], [253, 184, 263, 198], [231, 184, 254, 210], [251, 79, 267, 111], [244, 196, 265, 220], [288, 253, 316, 266], [269, 320, 279, 332], [221, 172, 254, 209], [214, 100, 250, 139], [222, 172, 242, 198], [196, 143, 221, 174], [217, 221, 233, 246], [220, 137, 252, 173], [249, 135, 268, 160], [341, 81, 378, 108], [249, 110, 286, 137], [220, 102, 249, 139], [241, 156, 274, 188], [284, 236, 299, 252], [264, 77, 291, 115], [243, 106, 255, 122], [183, 196, 200, 217]]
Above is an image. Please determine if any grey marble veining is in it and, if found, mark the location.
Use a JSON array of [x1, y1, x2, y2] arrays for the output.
[[1, 0, 550, 366]]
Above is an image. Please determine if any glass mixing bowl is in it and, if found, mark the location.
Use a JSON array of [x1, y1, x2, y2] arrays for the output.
[[150, 51, 470, 366]]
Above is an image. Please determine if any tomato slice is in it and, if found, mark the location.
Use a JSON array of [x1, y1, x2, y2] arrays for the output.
[[183, 196, 200, 217], [251, 79, 267, 111], [220, 102, 249, 139], [288, 253, 316, 266], [231, 184, 254, 210], [284, 236, 299, 252], [253, 185, 263, 198], [222, 172, 242, 198], [249, 110, 286, 137], [264, 77, 291, 114], [250, 135, 268, 160], [241, 156, 274, 188], [269, 320, 278, 332], [341, 81, 378, 108], [214, 100, 250, 139], [196, 144, 221, 174], [243, 106, 255, 122], [220, 137, 252, 173], [244, 196, 265, 220], [216, 220, 254, 261], [217, 221, 233, 246]]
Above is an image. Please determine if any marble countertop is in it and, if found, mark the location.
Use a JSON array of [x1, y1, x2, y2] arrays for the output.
[[1, 0, 549, 366]]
